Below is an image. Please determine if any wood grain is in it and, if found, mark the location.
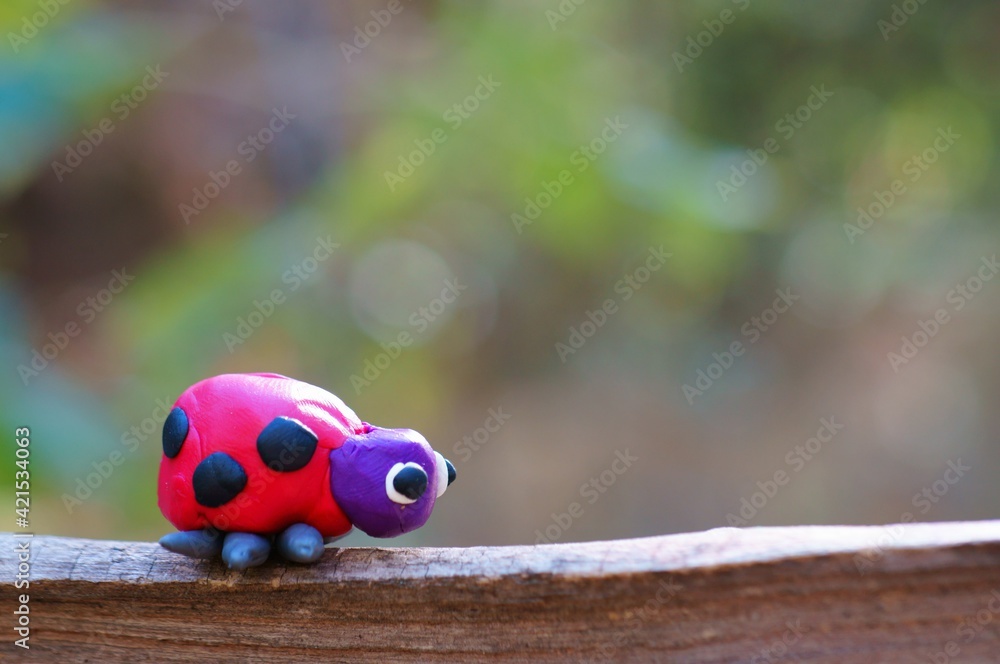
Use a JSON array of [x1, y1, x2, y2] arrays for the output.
[[3, 521, 1000, 662]]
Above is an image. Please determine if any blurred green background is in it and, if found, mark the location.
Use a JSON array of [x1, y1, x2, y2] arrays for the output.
[[1, 0, 998, 548]]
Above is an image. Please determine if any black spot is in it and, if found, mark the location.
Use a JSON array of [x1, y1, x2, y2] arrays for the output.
[[192, 452, 247, 508], [394, 465, 428, 500], [162, 407, 188, 459], [257, 416, 318, 472], [446, 459, 457, 486]]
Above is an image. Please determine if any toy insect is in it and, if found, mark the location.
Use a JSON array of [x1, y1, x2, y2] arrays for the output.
[[157, 373, 455, 569]]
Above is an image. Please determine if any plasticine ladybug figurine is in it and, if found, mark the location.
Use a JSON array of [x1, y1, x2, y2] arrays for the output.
[[157, 373, 455, 569]]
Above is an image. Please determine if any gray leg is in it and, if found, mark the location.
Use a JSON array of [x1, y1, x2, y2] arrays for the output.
[[160, 528, 223, 559], [221, 532, 271, 570], [276, 523, 325, 564]]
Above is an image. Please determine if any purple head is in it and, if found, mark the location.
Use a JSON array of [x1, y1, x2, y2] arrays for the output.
[[329, 424, 456, 537]]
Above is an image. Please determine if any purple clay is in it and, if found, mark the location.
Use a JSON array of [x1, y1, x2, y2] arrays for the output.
[[329, 425, 456, 538]]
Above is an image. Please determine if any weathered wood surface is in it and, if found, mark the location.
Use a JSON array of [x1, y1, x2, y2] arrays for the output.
[[3, 521, 1000, 662]]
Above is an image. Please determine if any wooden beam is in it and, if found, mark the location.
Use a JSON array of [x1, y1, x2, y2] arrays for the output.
[[3, 521, 1000, 661]]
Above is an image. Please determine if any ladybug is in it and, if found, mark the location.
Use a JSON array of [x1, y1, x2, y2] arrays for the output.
[[157, 373, 455, 569]]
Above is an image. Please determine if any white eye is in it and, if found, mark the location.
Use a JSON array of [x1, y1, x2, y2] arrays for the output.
[[385, 462, 426, 505], [434, 452, 449, 498]]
